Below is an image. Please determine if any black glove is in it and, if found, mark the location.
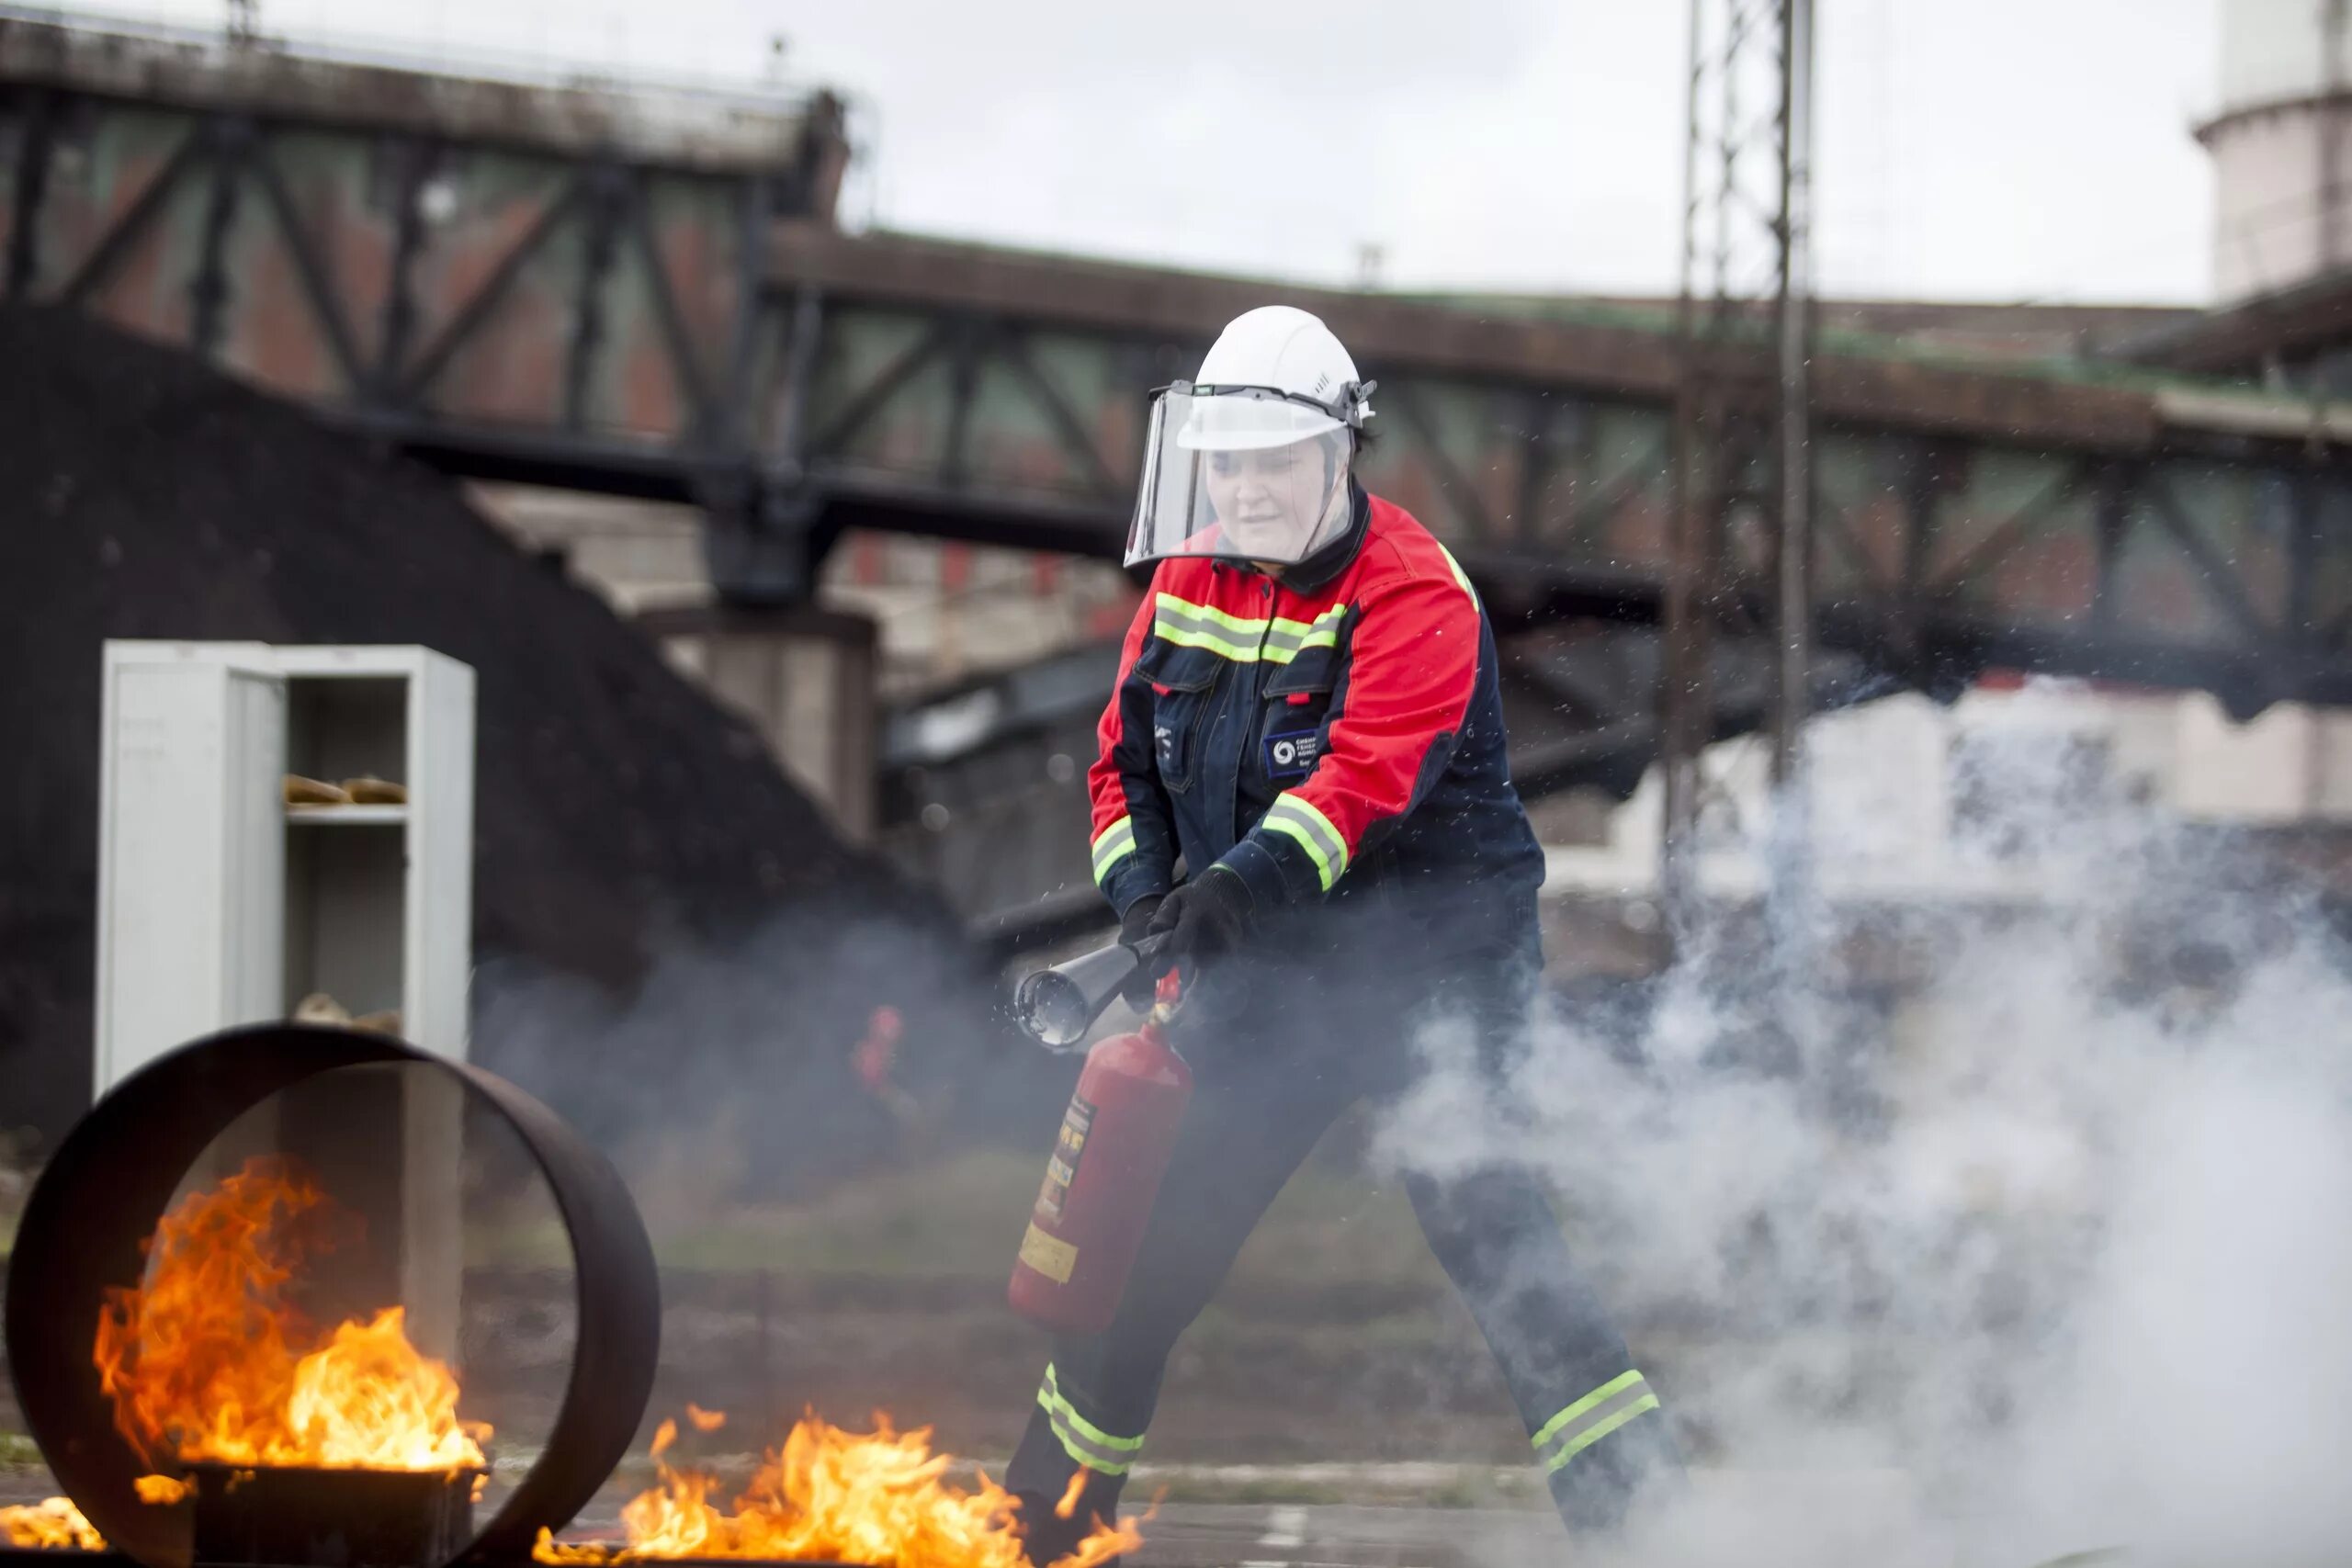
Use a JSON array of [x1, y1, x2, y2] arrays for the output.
[[1118, 893, 1165, 950], [1116, 894, 1166, 1008], [1136, 865, 1254, 987]]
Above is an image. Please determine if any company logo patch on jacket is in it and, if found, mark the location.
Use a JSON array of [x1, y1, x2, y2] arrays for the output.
[[1263, 728, 1322, 780]]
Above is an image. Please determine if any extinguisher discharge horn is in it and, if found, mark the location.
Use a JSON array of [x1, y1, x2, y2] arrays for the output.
[[1015, 942, 1141, 1048]]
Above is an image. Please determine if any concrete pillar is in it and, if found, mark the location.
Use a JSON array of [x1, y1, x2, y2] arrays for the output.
[[641, 604, 880, 840]]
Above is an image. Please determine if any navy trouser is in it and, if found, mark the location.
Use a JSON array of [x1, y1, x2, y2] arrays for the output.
[[1006, 932, 1682, 1559]]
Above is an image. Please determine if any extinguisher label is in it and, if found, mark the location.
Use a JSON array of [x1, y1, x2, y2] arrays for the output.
[[1037, 1095, 1096, 1220], [1020, 1222, 1079, 1284]]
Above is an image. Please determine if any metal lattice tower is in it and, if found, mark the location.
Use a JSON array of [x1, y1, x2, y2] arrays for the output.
[[1660, 0, 1815, 931], [2326, 0, 2349, 276]]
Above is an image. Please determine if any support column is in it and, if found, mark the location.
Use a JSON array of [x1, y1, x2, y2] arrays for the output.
[[641, 603, 879, 840]]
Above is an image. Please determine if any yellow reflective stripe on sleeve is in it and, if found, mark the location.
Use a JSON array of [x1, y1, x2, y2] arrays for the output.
[[1434, 543, 1479, 610], [1262, 793, 1350, 890], [1037, 1364, 1145, 1475], [1261, 816, 1329, 886], [1532, 1370, 1660, 1474], [1091, 817, 1136, 885]]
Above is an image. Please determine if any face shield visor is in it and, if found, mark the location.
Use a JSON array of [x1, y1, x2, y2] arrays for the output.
[[1125, 383, 1362, 570]]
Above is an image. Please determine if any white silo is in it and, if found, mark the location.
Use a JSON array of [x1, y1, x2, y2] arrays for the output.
[[2201, 0, 2352, 297]]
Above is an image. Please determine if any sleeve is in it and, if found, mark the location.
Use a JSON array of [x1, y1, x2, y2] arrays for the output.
[[1210, 565, 1480, 913], [1087, 581, 1180, 918]]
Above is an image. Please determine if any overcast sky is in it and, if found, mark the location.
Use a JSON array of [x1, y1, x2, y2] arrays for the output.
[[52, 0, 2223, 303]]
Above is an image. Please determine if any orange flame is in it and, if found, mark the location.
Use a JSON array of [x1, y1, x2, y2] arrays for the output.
[[0, 1478, 201, 1549], [92, 1156, 488, 1472], [0, 1497, 105, 1550], [533, 1410, 1144, 1568]]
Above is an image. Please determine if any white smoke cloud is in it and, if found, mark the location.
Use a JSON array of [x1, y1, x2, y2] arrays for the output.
[[1373, 687, 2352, 1567]]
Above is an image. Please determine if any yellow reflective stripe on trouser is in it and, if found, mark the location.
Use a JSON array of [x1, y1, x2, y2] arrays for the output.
[[1532, 1370, 1660, 1474], [1261, 793, 1350, 890], [1037, 1364, 1145, 1475], [1091, 817, 1136, 886]]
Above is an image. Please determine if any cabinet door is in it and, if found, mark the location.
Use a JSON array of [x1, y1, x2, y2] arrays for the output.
[[96, 649, 287, 1094], [405, 652, 476, 1061]]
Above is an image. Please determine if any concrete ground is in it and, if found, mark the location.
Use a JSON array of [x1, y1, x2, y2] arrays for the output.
[[6, 1461, 2118, 1568], [550, 1464, 1964, 1568], [560, 1495, 1548, 1568]]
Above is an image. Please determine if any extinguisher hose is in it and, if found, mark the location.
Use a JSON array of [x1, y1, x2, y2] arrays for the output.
[[1144, 968, 1185, 1035]]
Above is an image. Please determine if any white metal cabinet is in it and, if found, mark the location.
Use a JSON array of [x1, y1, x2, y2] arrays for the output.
[[95, 641, 476, 1090]]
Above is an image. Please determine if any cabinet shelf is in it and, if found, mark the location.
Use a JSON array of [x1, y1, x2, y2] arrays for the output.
[[286, 804, 409, 826]]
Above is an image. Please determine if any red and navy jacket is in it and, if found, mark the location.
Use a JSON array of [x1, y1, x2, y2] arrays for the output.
[[1088, 487, 1544, 955]]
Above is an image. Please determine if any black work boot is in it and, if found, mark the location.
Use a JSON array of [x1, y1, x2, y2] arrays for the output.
[[1012, 1467, 1127, 1568]]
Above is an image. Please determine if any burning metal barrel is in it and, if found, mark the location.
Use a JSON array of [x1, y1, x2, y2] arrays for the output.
[[3, 1022, 662, 1568], [184, 1465, 478, 1568]]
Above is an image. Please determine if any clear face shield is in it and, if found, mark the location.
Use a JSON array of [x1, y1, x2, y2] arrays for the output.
[[1125, 382, 1371, 570]]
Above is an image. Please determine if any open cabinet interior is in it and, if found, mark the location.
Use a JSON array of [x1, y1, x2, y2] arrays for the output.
[[288, 676, 407, 785], [283, 675, 411, 1026], [284, 829, 406, 1021]]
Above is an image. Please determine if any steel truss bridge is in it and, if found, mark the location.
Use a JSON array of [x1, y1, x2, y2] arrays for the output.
[[13, 13, 2352, 922]]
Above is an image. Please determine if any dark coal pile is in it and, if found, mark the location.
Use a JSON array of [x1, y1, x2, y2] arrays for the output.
[[0, 305, 1007, 1170]]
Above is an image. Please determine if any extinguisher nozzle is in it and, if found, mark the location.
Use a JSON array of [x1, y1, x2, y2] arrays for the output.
[[1015, 942, 1140, 1048]]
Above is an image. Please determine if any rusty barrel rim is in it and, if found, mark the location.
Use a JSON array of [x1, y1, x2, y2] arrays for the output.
[[2, 1022, 662, 1568]]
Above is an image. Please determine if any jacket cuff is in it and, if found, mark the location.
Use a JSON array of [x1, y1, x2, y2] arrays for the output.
[[1102, 857, 1174, 920], [1213, 835, 1319, 916]]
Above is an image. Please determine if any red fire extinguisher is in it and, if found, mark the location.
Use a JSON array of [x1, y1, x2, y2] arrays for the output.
[[1008, 963, 1192, 1335]]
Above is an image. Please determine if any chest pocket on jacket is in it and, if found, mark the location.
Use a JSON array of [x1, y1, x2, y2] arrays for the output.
[[1260, 649, 1339, 783], [1135, 639, 1223, 792]]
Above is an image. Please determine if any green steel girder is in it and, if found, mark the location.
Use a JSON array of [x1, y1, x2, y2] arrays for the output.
[[758, 231, 2352, 716]]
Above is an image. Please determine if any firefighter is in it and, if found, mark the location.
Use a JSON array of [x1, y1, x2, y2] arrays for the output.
[[1007, 305, 1685, 1558]]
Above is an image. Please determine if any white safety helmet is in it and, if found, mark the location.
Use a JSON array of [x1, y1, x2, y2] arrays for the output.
[[1125, 306, 1376, 569]]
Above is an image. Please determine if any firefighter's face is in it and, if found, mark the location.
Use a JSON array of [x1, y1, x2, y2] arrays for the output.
[[1206, 437, 1333, 559]]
